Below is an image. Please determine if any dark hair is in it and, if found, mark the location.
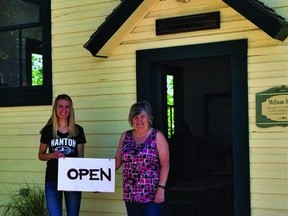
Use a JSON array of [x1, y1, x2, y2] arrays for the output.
[[128, 100, 153, 127]]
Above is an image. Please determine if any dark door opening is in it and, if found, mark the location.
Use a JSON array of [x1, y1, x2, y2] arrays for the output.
[[136, 39, 250, 216], [162, 56, 233, 216]]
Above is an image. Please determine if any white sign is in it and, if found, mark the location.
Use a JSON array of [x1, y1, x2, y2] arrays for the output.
[[58, 158, 115, 192]]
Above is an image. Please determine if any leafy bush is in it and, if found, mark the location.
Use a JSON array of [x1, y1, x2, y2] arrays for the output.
[[1, 183, 48, 216], [32, 54, 43, 86]]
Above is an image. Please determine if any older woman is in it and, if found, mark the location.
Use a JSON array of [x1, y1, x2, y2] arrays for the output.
[[115, 100, 170, 216]]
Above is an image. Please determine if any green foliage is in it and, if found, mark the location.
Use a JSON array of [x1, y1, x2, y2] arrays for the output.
[[31, 54, 43, 86], [167, 75, 174, 106], [1, 183, 48, 216], [167, 75, 175, 138]]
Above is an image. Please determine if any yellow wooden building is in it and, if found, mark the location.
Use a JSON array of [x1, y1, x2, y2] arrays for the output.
[[0, 0, 287, 215]]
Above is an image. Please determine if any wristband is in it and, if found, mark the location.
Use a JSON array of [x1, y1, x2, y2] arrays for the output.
[[157, 184, 166, 189]]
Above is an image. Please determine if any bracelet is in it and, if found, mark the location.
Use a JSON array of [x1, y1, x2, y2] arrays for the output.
[[157, 184, 166, 189]]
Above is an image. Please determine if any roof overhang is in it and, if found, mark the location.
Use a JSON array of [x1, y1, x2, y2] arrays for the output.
[[84, 0, 288, 58], [223, 0, 288, 41], [83, 0, 158, 58]]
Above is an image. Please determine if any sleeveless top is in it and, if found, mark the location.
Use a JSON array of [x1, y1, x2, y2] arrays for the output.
[[121, 128, 160, 203]]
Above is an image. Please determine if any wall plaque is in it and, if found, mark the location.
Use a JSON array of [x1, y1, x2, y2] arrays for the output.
[[256, 85, 288, 127]]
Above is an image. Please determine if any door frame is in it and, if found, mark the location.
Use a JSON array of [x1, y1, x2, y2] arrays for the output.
[[136, 39, 250, 216]]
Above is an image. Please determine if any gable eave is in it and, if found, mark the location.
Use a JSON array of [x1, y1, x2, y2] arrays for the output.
[[83, 0, 158, 58], [222, 0, 288, 41], [83, 0, 288, 58], [83, 0, 143, 57]]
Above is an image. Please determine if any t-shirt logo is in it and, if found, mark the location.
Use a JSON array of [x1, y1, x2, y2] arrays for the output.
[[55, 146, 72, 154], [51, 138, 76, 155]]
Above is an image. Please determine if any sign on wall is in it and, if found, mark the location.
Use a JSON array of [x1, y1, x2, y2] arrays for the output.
[[256, 85, 288, 127], [58, 158, 115, 192]]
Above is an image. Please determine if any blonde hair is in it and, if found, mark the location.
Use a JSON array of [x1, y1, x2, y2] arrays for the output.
[[40, 94, 78, 138]]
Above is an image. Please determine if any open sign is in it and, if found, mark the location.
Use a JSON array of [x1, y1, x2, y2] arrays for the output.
[[58, 158, 115, 192]]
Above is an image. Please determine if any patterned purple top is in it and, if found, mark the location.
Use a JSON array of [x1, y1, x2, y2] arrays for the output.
[[121, 128, 160, 203]]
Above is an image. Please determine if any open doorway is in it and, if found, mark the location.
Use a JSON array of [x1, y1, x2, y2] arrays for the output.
[[162, 56, 233, 216], [136, 40, 250, 216]]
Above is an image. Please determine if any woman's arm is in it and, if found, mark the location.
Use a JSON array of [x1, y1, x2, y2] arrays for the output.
[[115, 132, 125, 170], [156, 131, 170, 187], [154, 130, 170, 203], [38, 143, 64, 161]]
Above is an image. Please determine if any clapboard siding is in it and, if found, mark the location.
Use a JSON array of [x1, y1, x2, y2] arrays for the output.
[[0, 112, 50, 124], [1, 159, 44, 172], [53, 57, 135, 71], [53, 70, 134, 85], [251, 194, 288, 210], [250, 132, 288, 147], [52, 3, 116, 23], [249, 62, 287, 74], [250, 163, 288, 179], [252, 209, 288, 216], [1, 171, 44, 183], [1, 135, 41, 148], [0, 0, 287, 215], [251, 179, 288, 195]]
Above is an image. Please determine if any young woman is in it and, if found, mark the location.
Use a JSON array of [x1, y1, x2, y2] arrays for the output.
[[38, 94, 86, 216]]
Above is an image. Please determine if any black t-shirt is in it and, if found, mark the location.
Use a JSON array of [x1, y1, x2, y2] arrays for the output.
[[40, 124, 86, 182]]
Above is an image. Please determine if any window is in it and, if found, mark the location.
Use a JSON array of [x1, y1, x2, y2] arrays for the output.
[[0, 0, 51, 107], [163, 65, 184, 139], [166, 74, 175, 138]]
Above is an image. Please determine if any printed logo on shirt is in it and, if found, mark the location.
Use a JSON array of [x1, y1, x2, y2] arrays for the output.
[[55, 146, 71, 154], [51, 138, 76, 155]]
